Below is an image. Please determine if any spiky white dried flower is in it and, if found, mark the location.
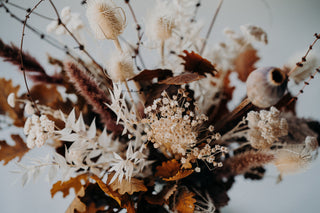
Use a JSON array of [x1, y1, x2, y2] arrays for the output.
[[24, 101, 35, 115], [86, 0, 126, 40], [246, 107, 288, 149], [7, 92, 15, 108], [107, 51, 134, 82]]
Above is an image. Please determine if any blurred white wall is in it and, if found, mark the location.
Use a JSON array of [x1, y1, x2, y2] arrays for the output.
[[0, 0, 319, 212]]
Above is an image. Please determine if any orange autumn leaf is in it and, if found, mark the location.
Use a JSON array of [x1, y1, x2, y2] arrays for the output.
[[163, 169, 194, 181], [234, 47, 260, 82], [156, 159, 193, 181], [175, 189, 196, 213], [179, 50, 217, 76], [51, 174, 88, 198], [108, 173, 147, 195], [29, 84, 64, 109], [0, 135, 29, 165], [90, 174, 135, 213]]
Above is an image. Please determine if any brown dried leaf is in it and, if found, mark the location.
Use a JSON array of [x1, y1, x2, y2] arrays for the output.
[[51, 174, 88, 198], [145, 184, 177, 205], [234, 47, 260, 82], [108, 173, 147, 195], [175, 189, 196, 213], [155, 159, 193, 181], [0, 135, 29, 165], [130, 69, 173, 82], [0, 78, 24, 127], [179, 50, 217, 76], [66, 186, 86, 213], [29, 84, 63, 109], [90, 174, 135, 213], [159, 72, 205, 85]]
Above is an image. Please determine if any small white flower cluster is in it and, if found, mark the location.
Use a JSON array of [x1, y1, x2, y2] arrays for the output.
[[24, 114, 55, 149], [142, 90, 226, 167], [246, 107, 288, 149], [47, 6, 84, 35]]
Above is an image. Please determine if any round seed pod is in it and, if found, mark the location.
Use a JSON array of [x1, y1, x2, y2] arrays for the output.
[[246, 67, 288, 108]]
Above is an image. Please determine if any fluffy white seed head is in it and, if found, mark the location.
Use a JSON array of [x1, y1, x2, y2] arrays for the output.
[[107, 51, 134, 82], [145, 1, 175, 41], [86, 0, 126, 40]]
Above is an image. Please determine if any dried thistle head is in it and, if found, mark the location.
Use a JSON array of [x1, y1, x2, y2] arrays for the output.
[[106, 50, 134, 82], [86, 0, 126, 40], [145, 0, 175, 41]]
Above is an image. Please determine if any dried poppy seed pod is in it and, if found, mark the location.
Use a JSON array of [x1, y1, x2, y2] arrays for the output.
[[246, 67, 288, 108]]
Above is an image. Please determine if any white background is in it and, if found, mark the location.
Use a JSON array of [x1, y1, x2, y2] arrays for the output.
[[0, 0, 320, 212]]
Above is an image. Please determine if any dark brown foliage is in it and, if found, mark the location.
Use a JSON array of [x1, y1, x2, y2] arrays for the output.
[[0, 39, 63, 84], [179, 50, 217, 76]]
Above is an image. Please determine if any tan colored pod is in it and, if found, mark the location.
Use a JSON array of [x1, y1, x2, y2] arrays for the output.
[[246, 67, 288, 108]]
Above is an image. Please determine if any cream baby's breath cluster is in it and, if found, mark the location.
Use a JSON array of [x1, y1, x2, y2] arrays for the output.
[[142, 89, 227, 168]]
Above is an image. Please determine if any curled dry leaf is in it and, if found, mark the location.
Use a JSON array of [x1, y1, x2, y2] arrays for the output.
[[155, 159, 194, 181], [175, 188, 196, 213], [159, 72, 205, 85], [90, 174, 135, 213], [234, 47, 260, 82], [108, 172, 147, 195], [145, 184, 177, 205], [51, 174, 88, 198], [130, 69, 173, 82], [179, 50, 217, 76], [0, 135, 29, 165]]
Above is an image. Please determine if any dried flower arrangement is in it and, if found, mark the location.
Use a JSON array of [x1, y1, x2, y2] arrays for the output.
[[0, 0, 319, 212]]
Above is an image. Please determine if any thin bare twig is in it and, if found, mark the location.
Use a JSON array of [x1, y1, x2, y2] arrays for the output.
[[19, 0, 45, 114], [199, 0, 223, 55]]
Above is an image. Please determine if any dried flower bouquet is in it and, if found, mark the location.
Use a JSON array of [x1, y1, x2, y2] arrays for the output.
[[0, 0, 319, 212]]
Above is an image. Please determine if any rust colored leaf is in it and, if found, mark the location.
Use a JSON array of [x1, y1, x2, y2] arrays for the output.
[[91, 174, 135, 213], [108, 173, 147, 195], [0, 135, 29, 165], [29, 84, 63, 109], [130, 69, 173, 82], [234, 47, 260, 82], [51, 174, 88, 198], [163, 169, 194, 181], [159, 72, 205, 85], [155, 159, 181, 178], [0, 78, 25, 127], [175, 189, 196, 213], [179, 50, 217, 76], [155, 159, 193, 181]]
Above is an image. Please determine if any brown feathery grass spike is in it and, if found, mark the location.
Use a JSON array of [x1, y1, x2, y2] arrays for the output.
[[65, 62, 123, 135]]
